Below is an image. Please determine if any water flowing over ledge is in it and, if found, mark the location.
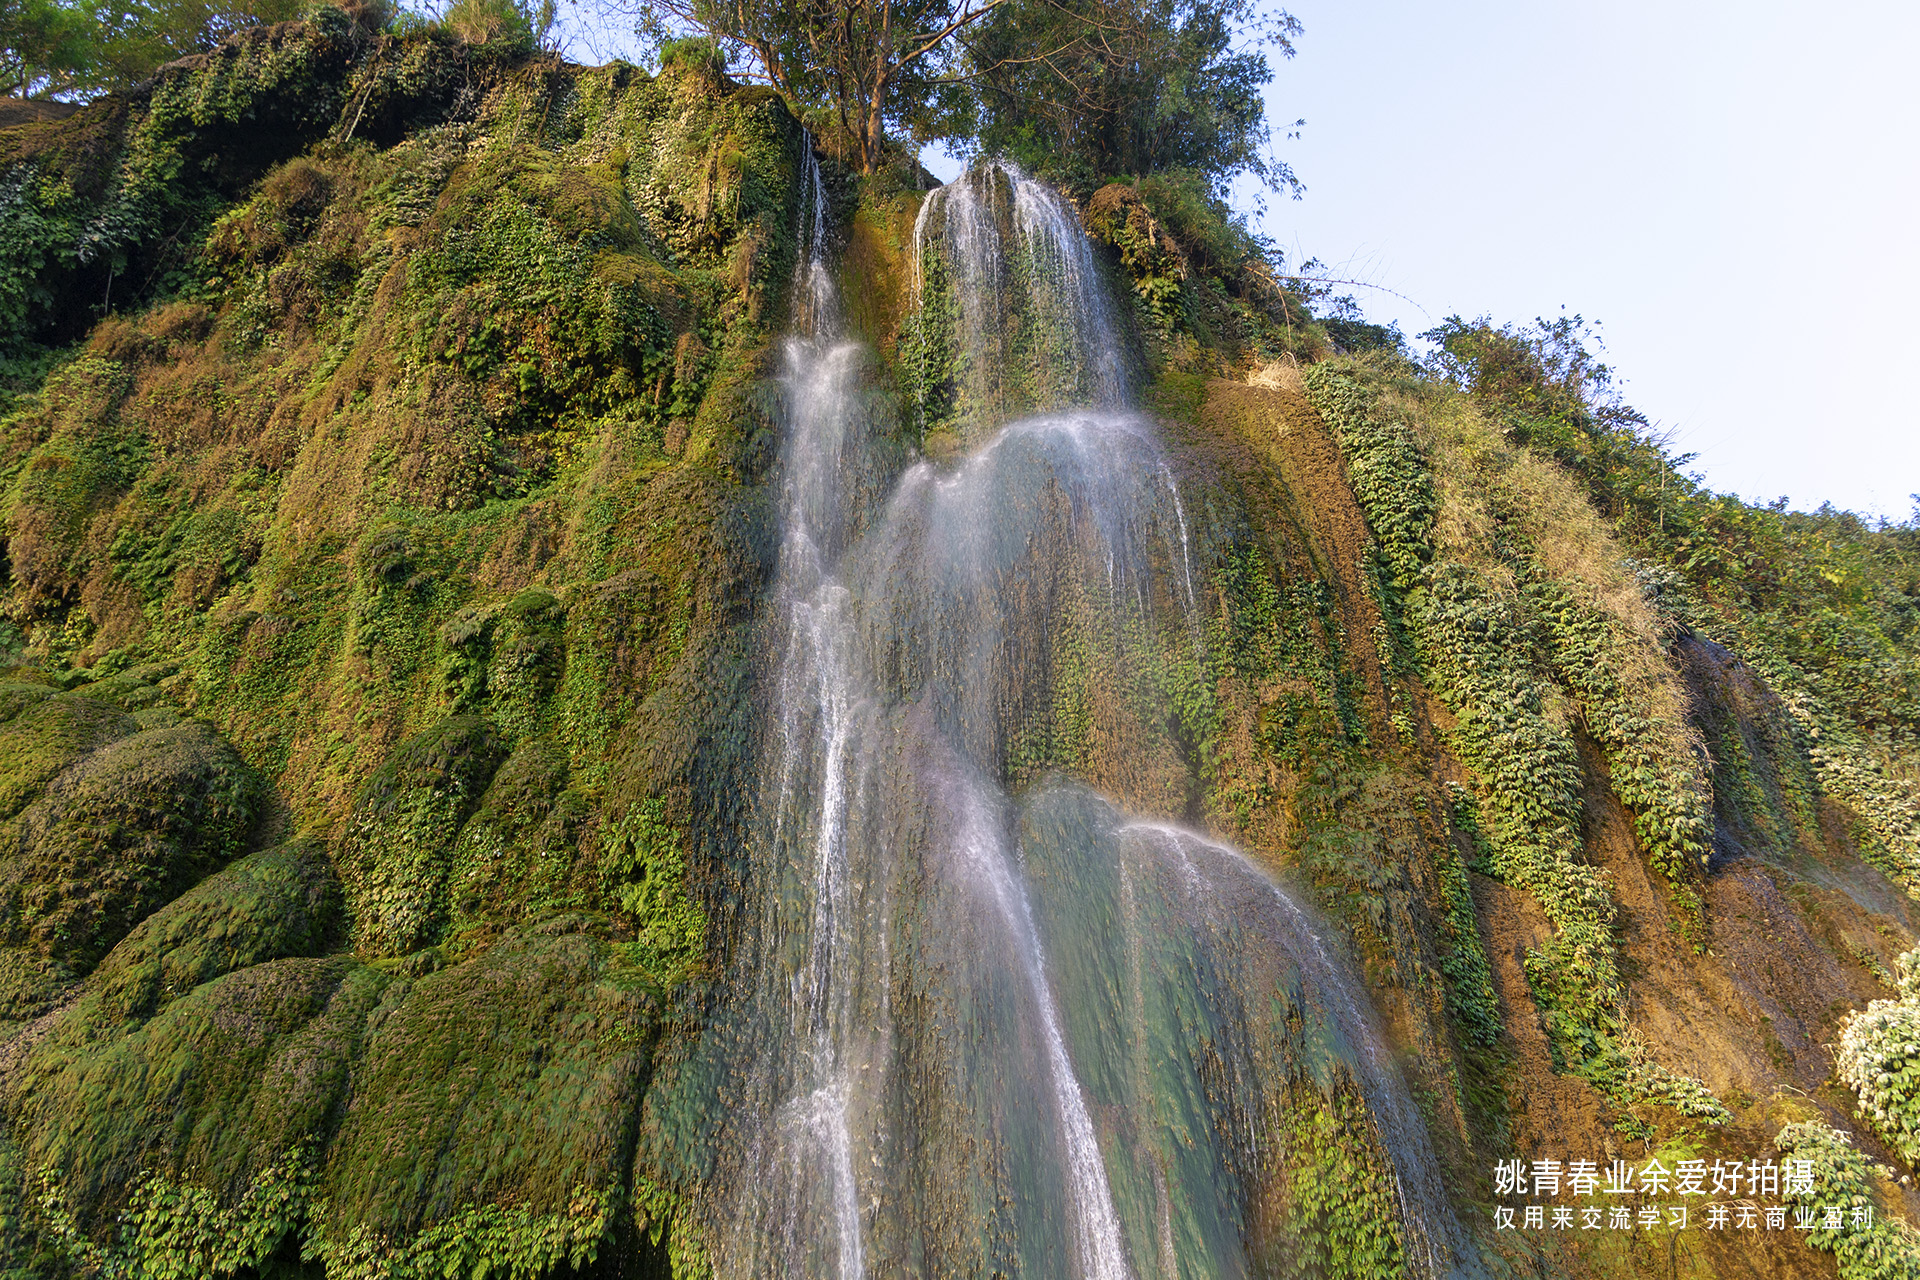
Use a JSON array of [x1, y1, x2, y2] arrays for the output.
[[686, 150, 1467, 1279]]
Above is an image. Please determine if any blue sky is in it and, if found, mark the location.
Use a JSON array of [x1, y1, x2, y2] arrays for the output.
[[1223, 0, 1920, 520], [562, 0, 1920, 519]]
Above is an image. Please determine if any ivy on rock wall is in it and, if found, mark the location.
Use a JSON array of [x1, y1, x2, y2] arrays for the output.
[[1840, 946, 1920, 1171], [1775, 1121, 1920, 1280], [1256, 1083, 1406, 1280], [0, 10, 412, 348], [1304, 364, 1728, 1128]]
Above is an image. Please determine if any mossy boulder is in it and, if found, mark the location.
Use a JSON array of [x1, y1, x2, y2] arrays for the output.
[[334, 715, 507, 957], [446, 738, 591, 934], [316, 921, 660, 1244], [0, 679, 56, 725], [0, 946, 75, 1023], [0, 691, 137, 821], [11, 956, 387, 1217], [0, 718, 264, 975], [85, 837, 344, 1025]]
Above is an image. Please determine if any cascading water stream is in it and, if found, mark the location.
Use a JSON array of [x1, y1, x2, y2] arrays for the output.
[[696, 149, 1466, 1280]]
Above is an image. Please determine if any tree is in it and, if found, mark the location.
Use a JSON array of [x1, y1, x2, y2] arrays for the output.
[[3, 0, 324, 100], [2, 0, 100, 98], [91, 0, 306, 85], [632, 0, 1012, 173], [939, 0, 1299, 200]]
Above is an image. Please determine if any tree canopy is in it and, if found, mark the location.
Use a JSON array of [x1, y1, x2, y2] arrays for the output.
[[623, 0, 1297, 188], [937, 0, 1298, 199], [3, 0, 309, 98], [628, 0, 1009, 173]]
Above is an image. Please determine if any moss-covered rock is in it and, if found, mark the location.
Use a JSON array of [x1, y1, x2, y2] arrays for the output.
[[333, 716, 506, 957], [446, 738, 589, 935], [0, 718, 263, 974], [0, 946, 75, 1023], [315, 922, 659, 1246], [85, 836, 343, 1025], [12, 956, 386, 1217], [0, 691, 137, 821]]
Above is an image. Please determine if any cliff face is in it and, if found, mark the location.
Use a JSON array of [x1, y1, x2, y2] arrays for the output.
[[0, 25, 810, 1272], [1, 19, 1918, 1280]]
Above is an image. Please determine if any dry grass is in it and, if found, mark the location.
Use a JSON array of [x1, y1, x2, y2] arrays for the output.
[[1246, 356, 1303, 394], [1381, 380, 1703, 760]]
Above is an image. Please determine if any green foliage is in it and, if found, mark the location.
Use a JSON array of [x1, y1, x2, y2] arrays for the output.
[[307, 1183, 611, 1280], [1775, 1121, 1920, 1280], [0, 8, 370, 347], [642, 0, 1065, 172], [1306, 368, 1612, 1040], [1202, 540, 1363, 802], [1741, 638, 1920, 895], [599, 798, 705, 986], [334, 716, 506, 956], [1260, 1084, 1405, 1280], [442, 0, 541, 50], [33, 1141, 612, 1280], [1528, 579, 1713, 885], [1302, 365, 1431, 590], [0, 43, 791, 1271], [1840, 947, 1920, 1170], [1081, 173, 1311, 360], [1, 0, 97, 99], [946, 0, 1299, 202], [1435, 788, 1499, 1047], [631, 1174, 708, 1278], [1426, 313, 1920, 909], [1417, 562, 1615, 1023], [1306, 364, 1732, 1129], [36, 1143, 315, 1279]]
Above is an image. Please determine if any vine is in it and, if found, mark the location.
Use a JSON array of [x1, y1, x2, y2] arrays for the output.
[[1839, 946, 1920, 1170], [1305, 365, 1728, 1127], [1775, 1121, 1920, 1280]]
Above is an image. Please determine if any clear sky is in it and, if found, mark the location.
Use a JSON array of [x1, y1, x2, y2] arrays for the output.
[[1241, 0, 1920, 519], [558, 1, 1920, 519]]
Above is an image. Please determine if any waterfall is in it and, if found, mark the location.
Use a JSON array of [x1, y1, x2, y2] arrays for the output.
[[691, 149, 1465, 1279]]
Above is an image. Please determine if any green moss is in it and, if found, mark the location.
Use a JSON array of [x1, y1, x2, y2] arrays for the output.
[[315, 924, 658, 1247], [15, 956, 385, 1222], [0, 718, 263, 974], [0, 946, 74, 1022], [86, 837, 342, 1025], [334, 716, 507, 957], [446, 739, 590, 933], [0, 691, 136, 820]]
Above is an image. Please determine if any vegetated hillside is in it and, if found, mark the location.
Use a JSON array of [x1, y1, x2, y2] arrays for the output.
[[0, 14, 1918, 1280]]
